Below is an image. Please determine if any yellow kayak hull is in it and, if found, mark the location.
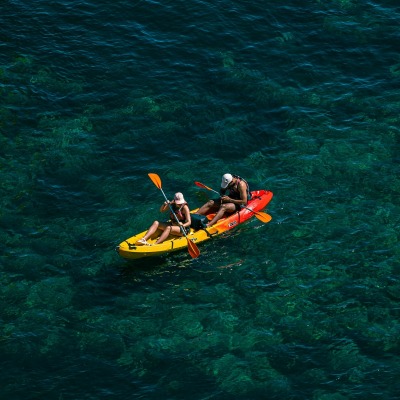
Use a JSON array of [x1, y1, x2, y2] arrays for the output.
[[116, 225, 220, 260], [116, 190, 273, 260]]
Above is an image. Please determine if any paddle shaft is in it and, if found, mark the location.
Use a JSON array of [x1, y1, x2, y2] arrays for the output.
[[149, 173, 200, 258], [195, 180, 271, 222], [196, 182, 261, 214], [159, 187, 190, 238]]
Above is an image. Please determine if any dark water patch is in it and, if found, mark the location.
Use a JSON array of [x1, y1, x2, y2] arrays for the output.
[[1, 0, 400, 398]]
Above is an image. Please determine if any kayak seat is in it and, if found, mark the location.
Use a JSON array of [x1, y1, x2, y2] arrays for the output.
[[190, 214, 208, 230]]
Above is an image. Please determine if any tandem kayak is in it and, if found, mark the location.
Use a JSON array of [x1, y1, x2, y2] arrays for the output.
[[116, 190, 273, 260]]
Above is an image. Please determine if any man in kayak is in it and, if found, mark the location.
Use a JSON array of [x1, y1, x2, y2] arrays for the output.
[[196, 173, 250, 226], [137, 192, 192, 245]]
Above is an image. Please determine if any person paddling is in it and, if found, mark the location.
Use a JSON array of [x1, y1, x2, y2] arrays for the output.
[[137, 192, 191, 245], [196, 173, 250, 226]]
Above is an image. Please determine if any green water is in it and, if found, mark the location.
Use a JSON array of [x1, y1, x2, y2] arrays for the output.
[[1, 0, 400, 398]]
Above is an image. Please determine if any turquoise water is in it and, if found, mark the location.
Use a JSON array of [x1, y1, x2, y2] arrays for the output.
[[1, 0, 400, 398]]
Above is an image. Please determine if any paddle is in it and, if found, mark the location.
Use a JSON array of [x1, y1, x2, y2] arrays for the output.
[[194, 181, 272, 223], [148, 173, 200, 258]]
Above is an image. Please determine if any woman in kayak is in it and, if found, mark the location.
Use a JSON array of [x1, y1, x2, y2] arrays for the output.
[[196, 173, 250, 226], [137, 192, 192, 245]]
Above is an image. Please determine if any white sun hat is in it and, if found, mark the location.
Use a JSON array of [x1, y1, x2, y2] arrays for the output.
[[221, 173, 233, 189], [174, 192, 186, 204]]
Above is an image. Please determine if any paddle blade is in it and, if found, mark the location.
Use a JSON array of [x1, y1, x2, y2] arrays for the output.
[[194, 181, 211, 190], [194, 181, 220, 195], [148, 173, 162, 189], [254, 211, 272, 223], [187, 238, 200, 258]]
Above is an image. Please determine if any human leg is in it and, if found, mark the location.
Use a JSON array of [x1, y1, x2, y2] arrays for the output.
[[140, 220, 160, 241], [155, 224, 173, 244], [207, 203, 236, 226], [155, 224, 186, 244], [137, 221, 170, 245], [196, 198, 220, 215]]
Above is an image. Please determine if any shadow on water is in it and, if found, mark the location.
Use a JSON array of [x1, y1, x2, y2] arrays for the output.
[[112, 234, 243, 290], [114, 249, 200, 286]]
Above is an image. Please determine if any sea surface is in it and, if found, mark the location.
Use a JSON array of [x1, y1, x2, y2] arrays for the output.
[[1, 0, 400, 399]]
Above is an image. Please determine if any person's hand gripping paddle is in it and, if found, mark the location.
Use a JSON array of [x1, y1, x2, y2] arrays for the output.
[[148, 173, 200, 258], [194, 181, 272, 223]]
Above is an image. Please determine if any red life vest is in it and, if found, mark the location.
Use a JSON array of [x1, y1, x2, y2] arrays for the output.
[[170, 203, 189, 223]]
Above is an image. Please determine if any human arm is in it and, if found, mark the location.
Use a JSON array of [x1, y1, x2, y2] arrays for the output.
[[180, 205, 191, 228], [160, 200, 171, 212], [221, 181, 247, 206]]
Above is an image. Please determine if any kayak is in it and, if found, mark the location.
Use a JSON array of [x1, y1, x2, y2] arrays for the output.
[[116, 190, 273, 260]]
